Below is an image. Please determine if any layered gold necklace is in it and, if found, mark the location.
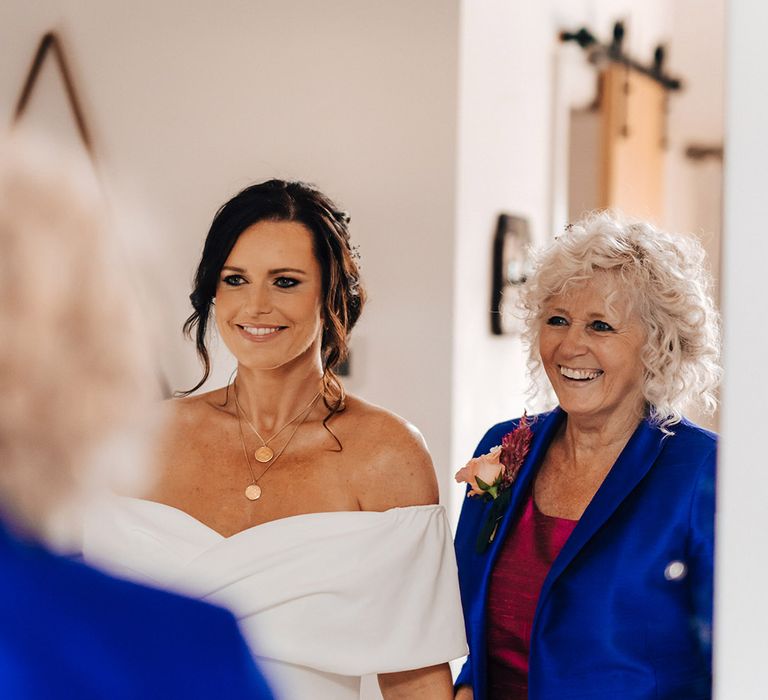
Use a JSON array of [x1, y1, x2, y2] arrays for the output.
[[233, 380, 321, 501]]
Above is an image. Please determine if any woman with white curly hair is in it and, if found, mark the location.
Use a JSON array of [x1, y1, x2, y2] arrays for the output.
[[454, 212, 720, 700]]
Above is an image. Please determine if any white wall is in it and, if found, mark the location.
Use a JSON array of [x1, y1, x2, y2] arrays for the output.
[[715, 1, 768, 696], [665, 0, 725, 286], [0, 1, 461, 496]]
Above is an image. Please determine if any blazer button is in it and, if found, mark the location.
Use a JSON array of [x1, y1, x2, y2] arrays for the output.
[[664, 560, 687, 581]]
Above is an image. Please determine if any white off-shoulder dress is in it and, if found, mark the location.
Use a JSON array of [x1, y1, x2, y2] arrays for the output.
[[82, 498, 468, 700]]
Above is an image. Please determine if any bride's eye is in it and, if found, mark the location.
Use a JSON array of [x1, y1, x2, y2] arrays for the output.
[[222, 274, 246, 286], [274, 277, 299, 289]]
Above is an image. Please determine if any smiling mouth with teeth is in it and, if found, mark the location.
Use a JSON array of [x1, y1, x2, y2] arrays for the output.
[[559, 366, 604, 381], [238, 325, 285, 337]]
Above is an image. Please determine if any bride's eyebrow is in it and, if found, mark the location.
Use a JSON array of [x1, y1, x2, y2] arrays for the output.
[[220, 265, 308, 275], [269, 267, 307, 275]]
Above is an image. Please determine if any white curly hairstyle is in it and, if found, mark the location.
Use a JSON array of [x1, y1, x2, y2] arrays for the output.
[[521, 211, 722, 432], [0, 136, 156, 544]]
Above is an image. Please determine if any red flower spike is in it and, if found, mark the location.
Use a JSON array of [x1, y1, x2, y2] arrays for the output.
[[500, 412, 532, 488]]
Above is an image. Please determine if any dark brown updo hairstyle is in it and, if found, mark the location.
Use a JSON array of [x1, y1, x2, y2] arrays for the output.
[[180, 179, 365, 420]]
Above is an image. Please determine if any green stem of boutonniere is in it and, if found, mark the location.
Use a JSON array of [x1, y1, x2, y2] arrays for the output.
[[475, 475, 500, 500], [475, 488, 512, 553]]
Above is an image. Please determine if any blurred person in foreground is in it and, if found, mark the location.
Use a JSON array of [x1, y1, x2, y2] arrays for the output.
[[0, 136, 274, 699], [455, 212, 720, 699]]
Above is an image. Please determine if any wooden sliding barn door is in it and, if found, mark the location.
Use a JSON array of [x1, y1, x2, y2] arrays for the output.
[[569, 63, 667, 223], [600, 63, 666, 220]]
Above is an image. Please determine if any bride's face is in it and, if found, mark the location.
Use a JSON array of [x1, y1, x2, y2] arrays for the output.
[[214, 220, 324, 372]]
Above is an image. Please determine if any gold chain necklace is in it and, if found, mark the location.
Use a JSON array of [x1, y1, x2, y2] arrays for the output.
[[233, 379, 321, 463], [234, 390, 320, 501]]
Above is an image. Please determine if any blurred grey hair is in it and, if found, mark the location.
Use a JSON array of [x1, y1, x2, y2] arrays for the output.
[[521, 211, 722, 433], [0, 136, 156, 544]]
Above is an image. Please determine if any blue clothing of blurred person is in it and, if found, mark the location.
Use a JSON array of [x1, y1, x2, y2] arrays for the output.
[[0, 520, 274, 699]]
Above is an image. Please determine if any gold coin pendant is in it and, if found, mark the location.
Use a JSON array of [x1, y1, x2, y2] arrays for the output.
[[245, 484, 262, 501], [254, 446, 274, 463]]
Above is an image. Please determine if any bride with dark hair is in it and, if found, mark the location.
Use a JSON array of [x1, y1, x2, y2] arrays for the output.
[[85, 179, 466, 699]]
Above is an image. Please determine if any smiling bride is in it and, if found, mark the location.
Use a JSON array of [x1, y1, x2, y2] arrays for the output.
[[83, 180, 467, 699]]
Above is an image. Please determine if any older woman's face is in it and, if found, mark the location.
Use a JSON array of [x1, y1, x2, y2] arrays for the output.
[[539, 274, 646, 427]]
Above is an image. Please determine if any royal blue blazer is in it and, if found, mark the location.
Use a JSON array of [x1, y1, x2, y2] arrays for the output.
[[0, 520, 274, 700], [454, 408, 715, 699]]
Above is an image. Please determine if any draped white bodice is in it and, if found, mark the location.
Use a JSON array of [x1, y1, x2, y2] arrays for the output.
[[83, 498, 467, 699]]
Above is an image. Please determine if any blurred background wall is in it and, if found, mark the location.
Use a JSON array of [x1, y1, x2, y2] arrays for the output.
[[717, 1, 768, 697], [0, 0, 725, 526]]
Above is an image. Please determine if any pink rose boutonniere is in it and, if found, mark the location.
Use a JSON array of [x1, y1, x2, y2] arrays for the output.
[[455, 412, 533, 553]]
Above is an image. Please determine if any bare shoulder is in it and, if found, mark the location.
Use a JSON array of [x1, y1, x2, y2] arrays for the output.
[[339, 395, 438, 511], [156, 388, 231, 458]]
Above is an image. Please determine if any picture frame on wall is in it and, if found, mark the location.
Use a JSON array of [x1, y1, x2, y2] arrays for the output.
[[490, 213, 531, 336]]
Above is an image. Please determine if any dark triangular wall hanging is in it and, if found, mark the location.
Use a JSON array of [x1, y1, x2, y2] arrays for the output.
[[12, 31, 95, 160], [11, 31, 176, 399]]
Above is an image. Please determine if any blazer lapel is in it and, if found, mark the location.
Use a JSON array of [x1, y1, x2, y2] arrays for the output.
[[537, 418, 666, 607], [478, 409, 566, 603]]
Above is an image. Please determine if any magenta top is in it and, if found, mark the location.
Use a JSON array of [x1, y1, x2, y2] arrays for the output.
[[486, 490, 578, 699]]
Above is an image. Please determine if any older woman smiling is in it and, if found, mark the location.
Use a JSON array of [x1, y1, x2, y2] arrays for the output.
[[455, 212, 721, 700]]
